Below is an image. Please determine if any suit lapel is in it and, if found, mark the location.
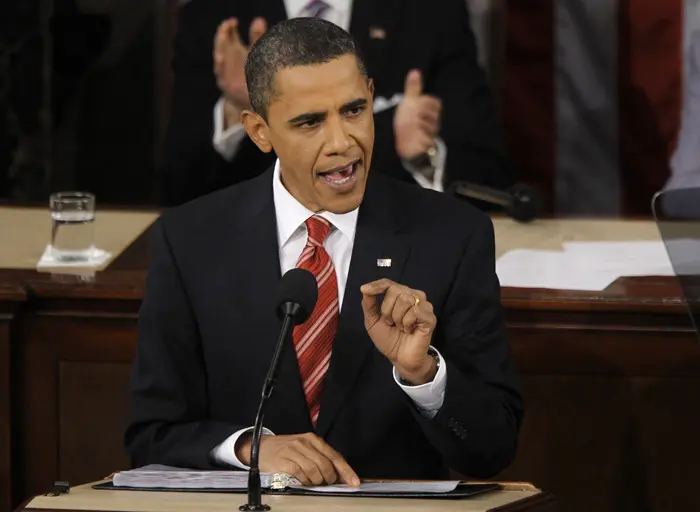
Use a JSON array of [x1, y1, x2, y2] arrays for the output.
[[315, 176, 410, 438], [226, 170, 311, 432]]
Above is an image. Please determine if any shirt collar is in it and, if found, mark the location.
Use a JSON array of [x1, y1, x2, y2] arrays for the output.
[[272, 159, 359, 248]]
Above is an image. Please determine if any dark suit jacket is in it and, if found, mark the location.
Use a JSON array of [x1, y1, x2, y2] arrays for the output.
[[159, 0, 513, 206], [126, 169, 523, 479]]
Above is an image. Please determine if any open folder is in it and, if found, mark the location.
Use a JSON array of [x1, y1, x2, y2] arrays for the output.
[[94, 465, 501, 499]]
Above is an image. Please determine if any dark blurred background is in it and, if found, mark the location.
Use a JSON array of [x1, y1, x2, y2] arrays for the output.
[[0, 0, 176, 205], [0, 1, 689, 214]]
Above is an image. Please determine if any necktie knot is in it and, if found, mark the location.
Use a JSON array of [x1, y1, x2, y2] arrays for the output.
[[305, 215, 332, 247], [304, 0, 330, 18]]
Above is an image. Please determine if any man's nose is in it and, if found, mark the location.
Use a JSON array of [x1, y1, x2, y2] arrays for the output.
[[324, 116, 352, 155]]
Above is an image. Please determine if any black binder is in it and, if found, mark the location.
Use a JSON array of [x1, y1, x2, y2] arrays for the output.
[[92, 480, 501, 500]]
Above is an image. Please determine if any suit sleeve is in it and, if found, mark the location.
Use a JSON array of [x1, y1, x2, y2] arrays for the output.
[[410, 213, 523, 478], [124, 218, 243, 468], [431, 0, 514, 191]]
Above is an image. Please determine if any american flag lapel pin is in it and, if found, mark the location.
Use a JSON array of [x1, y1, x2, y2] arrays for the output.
[[377, 258, 392, 268], [369, 26, 386, 40]]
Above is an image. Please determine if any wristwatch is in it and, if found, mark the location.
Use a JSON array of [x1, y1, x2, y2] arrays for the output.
[[405, 149, 437, 180], [398, 347, 440, 386]]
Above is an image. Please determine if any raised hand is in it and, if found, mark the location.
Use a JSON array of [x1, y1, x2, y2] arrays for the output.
[[360, 279, 438, 385], [392, 69, 442, 161]]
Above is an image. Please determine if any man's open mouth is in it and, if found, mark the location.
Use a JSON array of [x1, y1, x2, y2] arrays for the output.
[[317, 160, 360, 188]]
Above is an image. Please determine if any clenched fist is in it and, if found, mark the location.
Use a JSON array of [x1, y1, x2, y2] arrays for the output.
[[236, 432, 360, 487]]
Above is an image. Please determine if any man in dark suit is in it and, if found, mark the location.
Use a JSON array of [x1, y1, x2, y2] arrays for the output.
[[159, 0, 512, 206], [127, 18, 522, 484]]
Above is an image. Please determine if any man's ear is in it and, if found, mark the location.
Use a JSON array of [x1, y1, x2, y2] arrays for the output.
[[368, 78, 375, 101], [241, 110, 273, 153]]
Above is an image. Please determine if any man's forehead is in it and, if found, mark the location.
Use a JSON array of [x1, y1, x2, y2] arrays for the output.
[[272, 56, 367, 104]]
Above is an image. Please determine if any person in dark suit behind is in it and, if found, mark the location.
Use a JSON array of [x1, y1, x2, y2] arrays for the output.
[[159, 0, 512, 206], [127, 18, 522, 484]]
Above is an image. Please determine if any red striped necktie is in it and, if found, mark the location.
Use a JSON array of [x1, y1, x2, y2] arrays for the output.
[[293, 215, 339, 427]]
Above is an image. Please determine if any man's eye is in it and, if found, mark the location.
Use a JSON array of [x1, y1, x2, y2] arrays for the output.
[[298, 120, 319, 128], [346, 106, 365, 116]]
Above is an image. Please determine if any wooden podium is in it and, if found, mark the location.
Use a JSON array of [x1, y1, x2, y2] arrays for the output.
[[18, 481, 556, 512], [6, 207, 697, 511]]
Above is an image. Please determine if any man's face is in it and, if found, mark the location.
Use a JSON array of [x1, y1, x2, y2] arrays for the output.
[[245, 55, 374, 213]]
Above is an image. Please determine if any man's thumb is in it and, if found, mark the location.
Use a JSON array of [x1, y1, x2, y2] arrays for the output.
[[404, 69, 422, 98]]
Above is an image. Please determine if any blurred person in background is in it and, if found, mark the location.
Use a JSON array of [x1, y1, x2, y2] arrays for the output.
[[159, 0, 513, 206], [665, 30, 700, 192]]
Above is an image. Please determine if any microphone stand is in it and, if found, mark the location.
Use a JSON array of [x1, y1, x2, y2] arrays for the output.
[[240, 302, 300, 511]]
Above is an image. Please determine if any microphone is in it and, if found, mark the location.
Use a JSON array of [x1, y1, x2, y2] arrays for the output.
[[447, 182, 543, 223], [241, 268, 318, 512]]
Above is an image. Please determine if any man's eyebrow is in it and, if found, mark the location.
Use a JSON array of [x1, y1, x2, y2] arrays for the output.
[[287, 112, 326, 125], [340, 98, 368, 112], [286, 99, 368, 125]]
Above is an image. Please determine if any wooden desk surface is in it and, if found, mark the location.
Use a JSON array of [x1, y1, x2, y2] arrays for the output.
[[21, 482, 555, 512], [0, 212, 686, 311], [0, 207, 158, 270]]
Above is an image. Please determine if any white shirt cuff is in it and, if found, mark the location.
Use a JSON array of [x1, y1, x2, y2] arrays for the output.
[[403, 136, 447, 192], [213, 97, 247, 161], [393, 346, 447, 419], [211, 426, 275, 469]]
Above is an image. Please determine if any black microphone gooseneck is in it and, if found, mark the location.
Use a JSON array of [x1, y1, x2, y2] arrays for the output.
[[448, 182, 543, 223], [240, 268, 318, 511]]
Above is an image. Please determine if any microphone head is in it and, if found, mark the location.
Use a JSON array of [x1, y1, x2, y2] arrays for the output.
[[276, 268, 318, 325], [506, 183, 542, 222]]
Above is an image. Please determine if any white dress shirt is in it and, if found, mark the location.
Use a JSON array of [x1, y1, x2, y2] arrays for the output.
[[211, 160, 447, 468], [211, 0, 446, 191]]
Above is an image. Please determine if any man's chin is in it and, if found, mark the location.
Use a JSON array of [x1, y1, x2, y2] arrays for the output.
[[315, 175, 366, 214], [322, 196, 363, 214], [318, 188, 365, 214]]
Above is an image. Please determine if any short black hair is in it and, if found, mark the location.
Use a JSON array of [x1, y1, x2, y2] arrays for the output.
[[245, 17, 367, 121]]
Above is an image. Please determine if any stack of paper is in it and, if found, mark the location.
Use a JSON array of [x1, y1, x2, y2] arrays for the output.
[[112, 466, 462, 494], [113, 465, 277, 489], [496, 241, 680, 291]]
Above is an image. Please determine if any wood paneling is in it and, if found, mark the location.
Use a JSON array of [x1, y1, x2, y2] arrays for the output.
[[14, 304, 139, 504], [58, 362, 132, 485], [0, 285, 26, 512]]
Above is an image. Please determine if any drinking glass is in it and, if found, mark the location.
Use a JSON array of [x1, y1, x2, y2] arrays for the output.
[[49, 192, 96, 262]]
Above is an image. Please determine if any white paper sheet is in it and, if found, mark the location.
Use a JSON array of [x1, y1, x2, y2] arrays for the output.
[[36, 245, 112, 270], [496, 241, 684, 291], [299, 481, 460, 494], [562, 241, 675, 277], [496, 249, 619, 291]]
